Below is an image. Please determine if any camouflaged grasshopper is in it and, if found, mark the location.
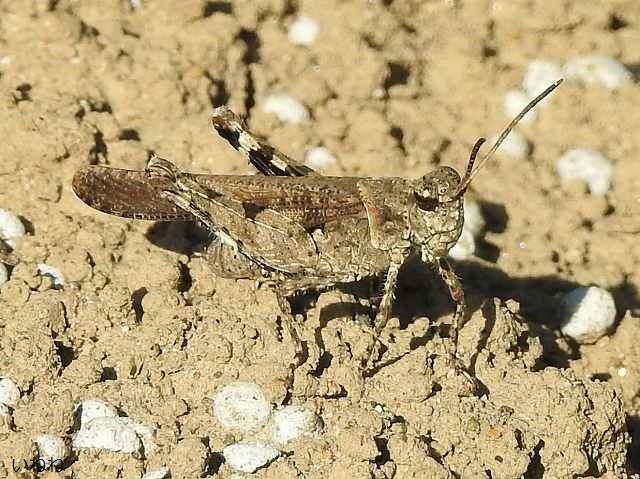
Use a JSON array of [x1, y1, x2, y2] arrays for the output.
[[72, 80, 561, 367]]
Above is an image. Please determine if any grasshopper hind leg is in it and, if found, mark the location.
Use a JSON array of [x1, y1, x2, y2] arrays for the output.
[[210, 107, 318, 177]]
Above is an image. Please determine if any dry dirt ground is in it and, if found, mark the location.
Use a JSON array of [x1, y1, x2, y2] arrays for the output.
[[0, 1, 640, 478]]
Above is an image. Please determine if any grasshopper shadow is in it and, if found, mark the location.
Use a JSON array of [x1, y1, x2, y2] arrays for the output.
[[625, 414, 640, 474], [453, 259, 639, 330], [146, 221, 211, 255], [392, 256, 639, 369]]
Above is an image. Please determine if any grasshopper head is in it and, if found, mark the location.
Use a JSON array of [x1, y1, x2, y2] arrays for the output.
[[411, 79, 564, 263], [409, 166, 464, 262]]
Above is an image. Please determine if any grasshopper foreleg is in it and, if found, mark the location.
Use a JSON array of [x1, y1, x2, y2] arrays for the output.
[[437, 257, 466, 369]]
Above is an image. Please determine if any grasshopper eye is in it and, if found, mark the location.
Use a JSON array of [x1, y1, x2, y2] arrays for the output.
[[414, 192, 439, 211], [437, 183, 450, 196]]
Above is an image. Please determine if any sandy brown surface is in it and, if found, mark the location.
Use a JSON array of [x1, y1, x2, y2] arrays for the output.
[[0, 0, 639, 478]]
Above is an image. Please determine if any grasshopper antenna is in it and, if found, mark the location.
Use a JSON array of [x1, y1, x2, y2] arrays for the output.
[[454, 78, 563, 197], [463, 137, 486, 182]]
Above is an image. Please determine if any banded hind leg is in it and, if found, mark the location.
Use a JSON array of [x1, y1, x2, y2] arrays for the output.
[[210, 107, 318, 177]]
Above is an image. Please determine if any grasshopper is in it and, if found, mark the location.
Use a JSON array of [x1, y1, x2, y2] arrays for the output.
[[72, 80, 562, 369]]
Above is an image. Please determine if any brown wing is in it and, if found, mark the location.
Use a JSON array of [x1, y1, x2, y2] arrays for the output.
[[72, 166, 367, 228], [72, 165, 195, 221]]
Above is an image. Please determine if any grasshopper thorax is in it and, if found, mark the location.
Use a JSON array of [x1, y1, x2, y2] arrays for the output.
[[409, 166, 465, 262]]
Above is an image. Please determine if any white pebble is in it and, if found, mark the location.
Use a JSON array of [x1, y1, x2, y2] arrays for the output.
[[523, 60, 563, 102], [449, 199, 485, 260], [0, 377, 20, 409], [492, 129, 530, 161], [142, 467, 170, 479], [463, 199, 485, 237], [223, 442, 280, 473], [76, 399, 119, 428], [0, 263, 8, 286], [448, 228, 476, 261], [263, 94, 309, 124], [503, 89, 538, 124], [130, 0, 142, 8], [0, 209, 25, 248], [560, 286, 616, 344], [288, 15, 320, 46], [72, 416, 142, 454], [557, 148, 612, 196], [37, 263, 65, 288], [118, 417, 157, 454], [563, 55, 631, 90], [213, 382, 272, 432], [269, 405, 323, 446], [304, 146, 337, 171], [35, 434, 68, 465]]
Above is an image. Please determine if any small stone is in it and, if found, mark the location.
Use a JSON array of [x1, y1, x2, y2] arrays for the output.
[[76, 399, 119, 428], [0, 209, 25, 248], [463, 199, 486, 238], [288, 15, 320, 46], [212, 382, 272, 432], [35, 434, 68, 466], [0, 263, 8, 286], [72, 416, 142, 455], [118, 417, 157, 454], [223, 442, 280, 473], [269, 405, 323, 446], [557, 148, 612, 196], [0, 377, 20, 409], [504, 90, 537, 124], [304, 146, 337, 171], [142, 467, 170, 479], [563, 55, 631, 90], [523, 60, 564, 102], [492, 129, 530, 161], [263, 94, 309, 124], [37, 263, 65, 288], [448, 228, 476, 261], [449, 199, 485, 260], [560, 286, 616, 344]]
